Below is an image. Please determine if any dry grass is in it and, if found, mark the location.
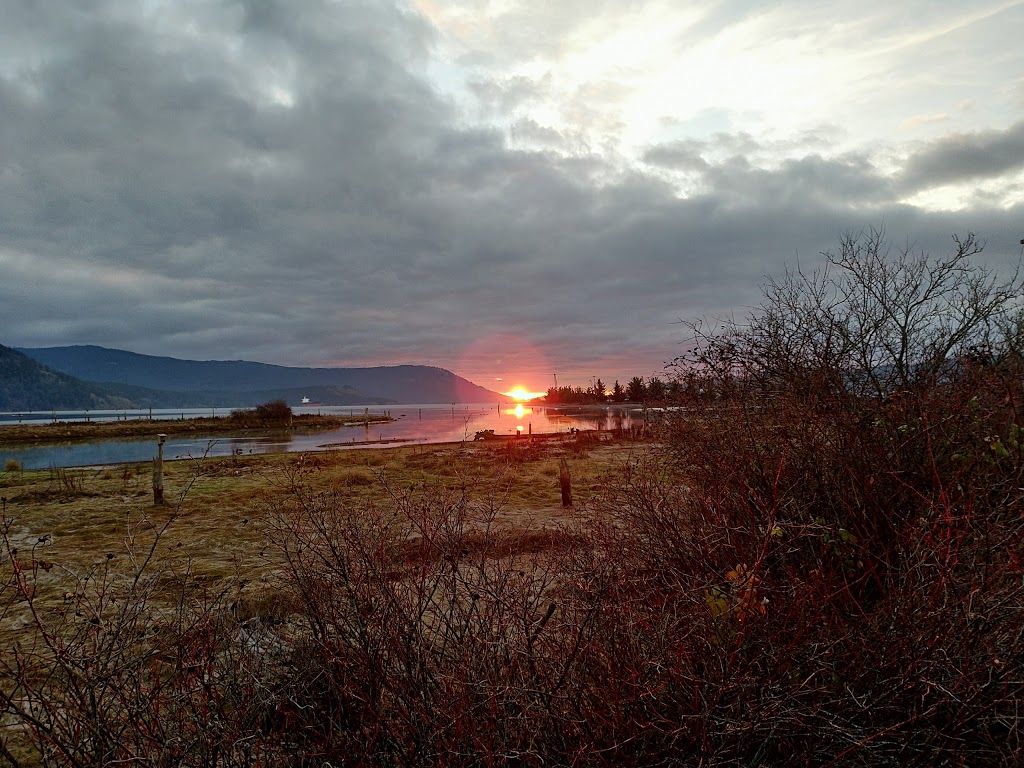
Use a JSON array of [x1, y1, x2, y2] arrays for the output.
[[0, 435, 646, 765], [0, 437, 638, 645]]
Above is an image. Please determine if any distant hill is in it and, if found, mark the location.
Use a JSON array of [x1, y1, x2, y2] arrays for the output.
[[17, 345, 503, 404], [1, 344, 399, 411], [0, 344, 137, 411]]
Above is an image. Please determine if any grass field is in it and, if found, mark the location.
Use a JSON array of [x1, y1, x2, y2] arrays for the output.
[[0, 433, 638, 638]]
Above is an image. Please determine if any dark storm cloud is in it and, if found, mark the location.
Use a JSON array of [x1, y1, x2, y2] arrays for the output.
[[900, 121, 1024, 192], [1, 1, 1021, 387]]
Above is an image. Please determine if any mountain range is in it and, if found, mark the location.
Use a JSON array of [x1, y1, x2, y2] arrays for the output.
[[2, 344, 503, 410], [0, 344, 138, 411]]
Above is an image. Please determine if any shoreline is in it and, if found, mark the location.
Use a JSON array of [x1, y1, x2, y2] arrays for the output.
[[0, 413, 393, 448], [0, 429, 632, 473]]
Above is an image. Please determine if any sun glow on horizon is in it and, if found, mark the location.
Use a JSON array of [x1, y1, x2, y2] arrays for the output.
[[502, 386, 546, 401]]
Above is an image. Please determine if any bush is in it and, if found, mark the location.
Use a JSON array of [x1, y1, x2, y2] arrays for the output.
[[643, 228, 1024, 763], [254, 399, 293, 422], [231, 399, 293, 424], [3, 458, 21, 473]]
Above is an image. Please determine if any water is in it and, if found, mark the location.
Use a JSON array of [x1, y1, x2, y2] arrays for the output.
[[0, 403, 647, 470]]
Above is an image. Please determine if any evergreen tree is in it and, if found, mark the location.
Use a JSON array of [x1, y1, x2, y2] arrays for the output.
[[626, 376, 647, 402], [647, 377, 666, 401]]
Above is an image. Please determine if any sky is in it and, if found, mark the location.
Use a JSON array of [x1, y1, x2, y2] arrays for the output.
[[1, 0, 1023, 393]]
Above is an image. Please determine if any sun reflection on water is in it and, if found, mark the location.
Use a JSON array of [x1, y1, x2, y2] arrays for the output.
[[504, 404, 528, 418]]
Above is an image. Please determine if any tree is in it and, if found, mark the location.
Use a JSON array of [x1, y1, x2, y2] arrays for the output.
[[669, 226, 1024, 548], [611, 380, 625, 402], [647, 377, 666, 401], [678, 228, 1022, 401], [626, 376, 647, 402]]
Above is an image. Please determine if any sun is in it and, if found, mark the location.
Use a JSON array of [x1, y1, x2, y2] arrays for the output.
[[502, 386, 545, 401]]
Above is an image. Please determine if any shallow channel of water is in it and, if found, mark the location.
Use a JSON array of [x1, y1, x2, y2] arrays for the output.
[[0, 403, 647, 470]]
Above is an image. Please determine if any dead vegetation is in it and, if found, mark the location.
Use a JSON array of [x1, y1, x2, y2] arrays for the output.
[[0, 436, 642, 765]]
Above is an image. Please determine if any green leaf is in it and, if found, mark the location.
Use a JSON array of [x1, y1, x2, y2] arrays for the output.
[[705, 588, 731, 620]]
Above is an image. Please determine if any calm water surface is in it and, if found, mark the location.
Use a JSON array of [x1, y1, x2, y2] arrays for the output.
[[0, 404, 647, 470]]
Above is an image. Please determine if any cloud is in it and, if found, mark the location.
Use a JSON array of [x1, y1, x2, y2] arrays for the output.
[[642, 141, 710, 172], [642, 133, 893, 209], [1, 0, 1022, 390], [900, 113, 949, 130], [467, 74, 551, 118], [900, 121, 1024, 192]]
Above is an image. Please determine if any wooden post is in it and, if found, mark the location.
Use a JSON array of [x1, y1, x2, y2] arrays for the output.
[[153, 433, 167, 506], [558, 458, 573, 508]]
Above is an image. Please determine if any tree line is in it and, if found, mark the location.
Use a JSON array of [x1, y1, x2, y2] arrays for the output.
[[542, 375, 686, 404]]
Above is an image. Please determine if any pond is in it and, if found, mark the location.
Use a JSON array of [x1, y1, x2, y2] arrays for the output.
[[0, 403, 649, 470]]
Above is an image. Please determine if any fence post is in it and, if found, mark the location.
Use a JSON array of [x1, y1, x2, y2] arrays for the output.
[[559, 458, 573, 508], [153, 433, 167, 506]]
